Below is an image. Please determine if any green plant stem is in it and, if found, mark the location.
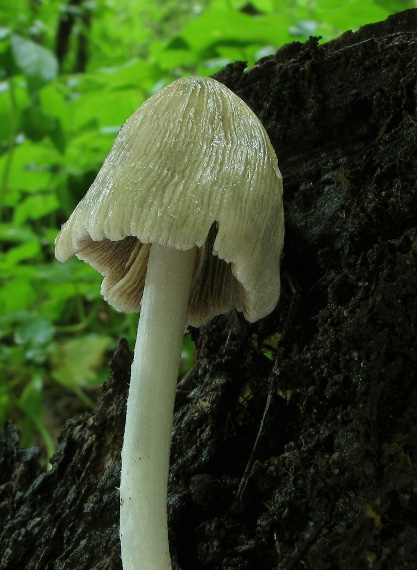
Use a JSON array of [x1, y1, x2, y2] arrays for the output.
[[0, 78, 18, 229], [55, 300, 101, 333]]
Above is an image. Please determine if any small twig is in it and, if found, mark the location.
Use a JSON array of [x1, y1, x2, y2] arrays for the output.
[[235, 377, 275, 501], [235, 273, 300, 501]]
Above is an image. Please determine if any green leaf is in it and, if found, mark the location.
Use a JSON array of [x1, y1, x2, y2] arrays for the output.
[[0, 391, 12, 428], [0, 78, 30, 146], [180, 334, 195, 376], [21, 97, 66, 152], [92, 59, 160, 92], [0, 223, 38, 243], [10, 34, 58, 92], [177, 11, 291, 55], [49, 334, 112, 403], [0, 276, 37, 315], [69, 88, 143, 132], [150, 43, 199, 71], [18, 374, 43, 420], [0, 240, 41, 268], [251, 0, 275, 12], [62, 129, 115, 182], [373, 0, 416, 11], [22, 102, 56, 141], [0, 29, 17, 78], [316, 0, 389, 30], [0, 27, 11, 41], [209, 0, 247, 9], [13, 193, 59, 225], [55, 168, 97, 216], [15, 317, 55, 364], [15, 318, 54, 345], [0, 140, 60, 204], [18, 373, 55, 456]]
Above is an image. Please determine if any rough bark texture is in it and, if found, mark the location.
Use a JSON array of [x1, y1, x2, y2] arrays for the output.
[[1, 9, 417, 570]]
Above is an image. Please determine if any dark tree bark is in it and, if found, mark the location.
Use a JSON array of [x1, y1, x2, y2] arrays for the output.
[[2, 9, 417, 569]]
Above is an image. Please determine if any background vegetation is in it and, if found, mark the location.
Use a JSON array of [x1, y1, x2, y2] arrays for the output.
[[0, 0, 414, 458]]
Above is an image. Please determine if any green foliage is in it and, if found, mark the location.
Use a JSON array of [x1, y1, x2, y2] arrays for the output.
[[11, 34, 58, 92], [0, 0, 413, 457]]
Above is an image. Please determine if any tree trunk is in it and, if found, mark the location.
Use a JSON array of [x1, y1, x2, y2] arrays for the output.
[[55, 0, 91, 72], [2, 9, 417, 569]]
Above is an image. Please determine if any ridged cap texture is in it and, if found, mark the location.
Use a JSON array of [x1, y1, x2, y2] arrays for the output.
[[55, 76, 284, 326]]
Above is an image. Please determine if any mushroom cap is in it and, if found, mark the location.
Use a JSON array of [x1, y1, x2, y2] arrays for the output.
[[55, 76, 284, 327]]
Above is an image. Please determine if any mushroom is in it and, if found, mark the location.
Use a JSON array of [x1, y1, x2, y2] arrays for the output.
[[55, 75, 284, 570]]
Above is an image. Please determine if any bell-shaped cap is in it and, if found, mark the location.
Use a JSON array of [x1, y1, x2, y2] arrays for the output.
[[55, 76, 284, 326]]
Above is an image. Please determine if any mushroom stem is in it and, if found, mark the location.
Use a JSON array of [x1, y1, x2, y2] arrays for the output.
[[120, 243, 196, 570]]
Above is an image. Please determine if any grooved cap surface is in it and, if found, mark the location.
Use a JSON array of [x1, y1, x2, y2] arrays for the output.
[[55, 76, 284, 325]]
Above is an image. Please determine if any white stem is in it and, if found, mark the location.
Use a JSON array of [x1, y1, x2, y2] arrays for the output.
[[120, 243, 196, 570]]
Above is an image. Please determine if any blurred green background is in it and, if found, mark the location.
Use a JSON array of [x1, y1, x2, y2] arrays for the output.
[[0, 0, 414, 459]]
